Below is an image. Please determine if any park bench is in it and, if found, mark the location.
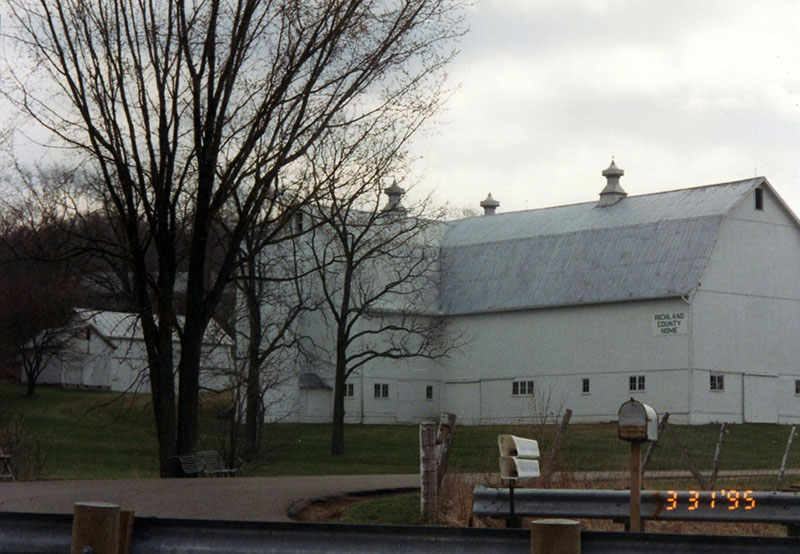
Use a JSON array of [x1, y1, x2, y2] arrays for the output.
[[0, 447, 14, 482], [176, 451, 238, 477]]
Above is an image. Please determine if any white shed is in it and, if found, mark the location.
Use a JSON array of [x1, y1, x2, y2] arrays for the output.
[[25, 309, 233, 393]]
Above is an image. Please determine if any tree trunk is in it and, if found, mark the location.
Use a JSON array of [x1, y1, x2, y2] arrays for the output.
[[177, 314, 204, 461], [243, 282, 263, 457], [331, 264, 353, 456], [331, 382, 346, 455], [25, 377, 35, 397], [331, 329, 348, 455], [176, 158, 215, 463], [147, 325, 178, 477]]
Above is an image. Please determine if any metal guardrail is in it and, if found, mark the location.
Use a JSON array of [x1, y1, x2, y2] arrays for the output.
[[2, 511, 800, 554], [473, 486, 800, 524]]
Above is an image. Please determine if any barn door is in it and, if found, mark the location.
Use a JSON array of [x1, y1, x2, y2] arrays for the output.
[[743, 374, 778, 423]]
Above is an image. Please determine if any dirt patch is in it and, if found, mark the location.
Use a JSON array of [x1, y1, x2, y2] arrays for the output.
[[291, 495, 363, 522]]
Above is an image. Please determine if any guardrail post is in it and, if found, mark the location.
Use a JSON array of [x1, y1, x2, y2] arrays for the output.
[[72, 502, 120, 554], [530, 519, 580, 554], [118, 510, 135, 554]]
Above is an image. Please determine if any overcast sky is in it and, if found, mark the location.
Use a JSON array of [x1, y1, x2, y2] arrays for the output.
[[5, 2, 800, 218], [415, 0, 800, 216]]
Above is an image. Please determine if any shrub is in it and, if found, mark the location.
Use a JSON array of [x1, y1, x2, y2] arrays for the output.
[[0, 415, 52, 480]]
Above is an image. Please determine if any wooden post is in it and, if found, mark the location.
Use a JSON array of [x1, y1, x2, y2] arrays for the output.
[[777, 426, 797, 491], [666, 426, 708, 490], [709, 422, 727, 490], [420, 422, 437, 524], [530, 519, 580, 554], [435, 412, 457, 489], [72, 502, 121, 554], [117, 510, 135, 554], [641, 411, 670, 479], [542, 409, 572, 485], [629, 442, 641, 533]]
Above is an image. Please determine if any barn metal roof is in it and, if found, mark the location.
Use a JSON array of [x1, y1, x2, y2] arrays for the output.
[[73, 309, 233, 345], [298, 372, 331, 389], [439, 178, 766, 314]]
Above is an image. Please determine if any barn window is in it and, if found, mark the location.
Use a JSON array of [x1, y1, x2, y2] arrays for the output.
[[710, 374, 725, 391], [295, 212, 304, 232], [629, 375, 646, 392], [426, 385, 433, 400], [512, 380, 535, 396], [755, 188, 764, 210], [344, 383, 354, 397], [582, 378, 590, 394], [374, 383, 389, 398], [795, 380, 800, 395]]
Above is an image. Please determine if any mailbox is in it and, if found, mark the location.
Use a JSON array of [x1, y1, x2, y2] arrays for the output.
[[618, 398, 658, 442], [498, 435, 540, 459], [498, 435, 540, 479], [499, 456, 541, 479]]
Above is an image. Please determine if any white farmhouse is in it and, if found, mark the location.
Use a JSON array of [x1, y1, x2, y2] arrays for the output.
[[24, 309, 233, 393], [267, 161, 800, 425]]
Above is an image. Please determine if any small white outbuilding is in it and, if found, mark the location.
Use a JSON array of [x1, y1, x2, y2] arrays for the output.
[[24, 309, 233, 393]]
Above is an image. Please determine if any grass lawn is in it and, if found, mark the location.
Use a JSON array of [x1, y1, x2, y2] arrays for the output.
[[0, 384, 160, 479], [2, 383, 800, 480]]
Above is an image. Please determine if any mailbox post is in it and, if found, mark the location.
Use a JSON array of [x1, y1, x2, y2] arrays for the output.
[[618, 398, 658, 533], [498, 435, 540, 528]]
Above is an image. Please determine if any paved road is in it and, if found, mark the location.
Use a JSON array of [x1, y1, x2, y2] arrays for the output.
[[0, 475, 420, 521]]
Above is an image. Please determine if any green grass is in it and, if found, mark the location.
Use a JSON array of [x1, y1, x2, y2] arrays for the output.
[[0, 384, 160, 478], [254, 423, 420, 475], [2, 382, 800, 480], [338, 493, 421, 525]]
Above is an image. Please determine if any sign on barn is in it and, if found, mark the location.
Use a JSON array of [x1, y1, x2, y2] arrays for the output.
[[651, 311, 688, 336]]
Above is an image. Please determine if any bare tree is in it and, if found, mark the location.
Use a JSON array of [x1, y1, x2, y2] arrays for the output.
[[303, 170, 457, 455], [0, 165, 86, 394], [0, 256, 79, 396], [17, 317, 79, 397], [230, 227, 314, 460], [4, 0, 465, 475]]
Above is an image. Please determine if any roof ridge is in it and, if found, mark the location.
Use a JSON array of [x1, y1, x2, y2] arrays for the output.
[[452, 177, 762, 222]]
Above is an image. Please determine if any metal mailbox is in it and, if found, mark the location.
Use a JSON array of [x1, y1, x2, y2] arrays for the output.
[[618, 398, 658, 442]]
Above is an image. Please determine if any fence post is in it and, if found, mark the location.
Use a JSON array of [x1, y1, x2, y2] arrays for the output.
[[530, 519, 580, 554], [71, 502, 120, 554], [435, 413, 457, 489], [778, 426, 797, 491], [641, 411, 670, 479], [709, 422, 727, 490], [420, 422, 438, 524], [666, 426, 708, 490]]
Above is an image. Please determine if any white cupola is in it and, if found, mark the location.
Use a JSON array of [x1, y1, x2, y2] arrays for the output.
[[598, 158, 627, 206]]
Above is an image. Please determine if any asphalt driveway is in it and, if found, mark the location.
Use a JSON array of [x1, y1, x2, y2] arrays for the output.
[[0, 474, 420, 521]]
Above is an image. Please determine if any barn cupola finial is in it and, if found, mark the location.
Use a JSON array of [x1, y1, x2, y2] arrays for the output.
[[383, 179, 406, 212], [480, 193, 500, 215], [599, 157, 627, 206]]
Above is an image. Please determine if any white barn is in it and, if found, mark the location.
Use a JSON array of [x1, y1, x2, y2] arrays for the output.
[[25, 309, 233, 393], [267, 163, 800, 425]]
